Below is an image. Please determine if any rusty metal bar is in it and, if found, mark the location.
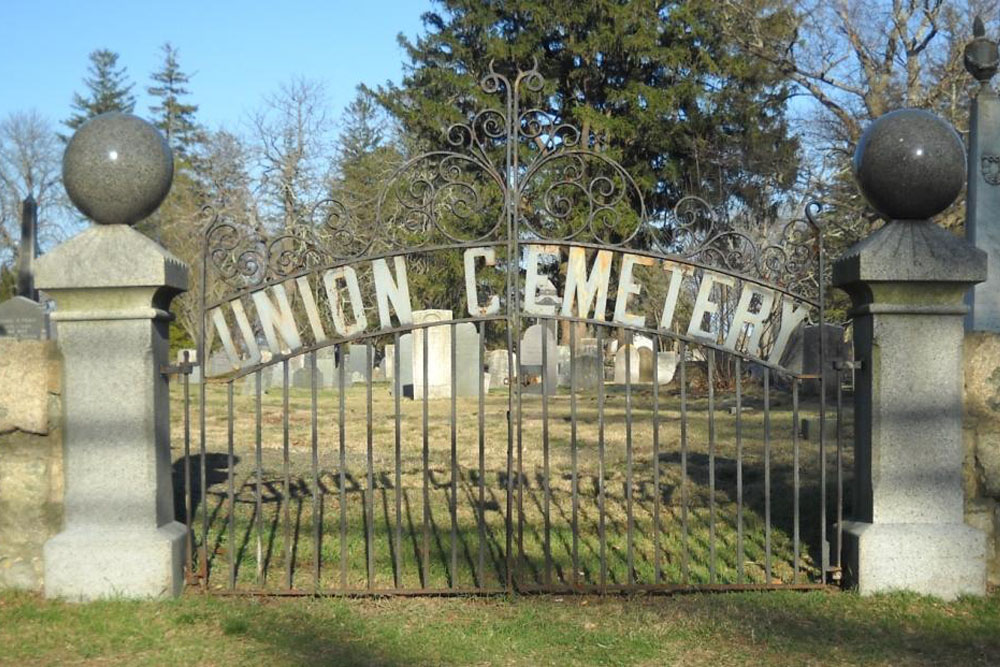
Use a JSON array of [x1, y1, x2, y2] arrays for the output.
[[793, 377, 801, 584], [570, 323, 580, 587], [625, 332, 635, 586], [422, 325, 430, 588], [597, 326, 607, 593], [394, 332, 403, 589], [255, 369, 263, 587], [283, 360, 292, 590], [708, 350, 716, 584], [199, 354, 208, 589], [477, 322, 486, 586], [450, 323, 458, 588], [836, 368, 844, 573], [312, 351, 321, 591], [338, 347, 347, 590], [653, 336, 661, 584], [182, 352, 193, 582], [227, 381, 235, 590], [680, 341, 689, 584], [542, 319, 552, 587], [764, 367, 772, 584], [736, 357, 744, 585], [366, 342, 375, 590]]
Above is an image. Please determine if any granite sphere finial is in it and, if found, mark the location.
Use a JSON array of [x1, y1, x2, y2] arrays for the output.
[[62, 112, 174, 226], [852, 109, 966, 221]]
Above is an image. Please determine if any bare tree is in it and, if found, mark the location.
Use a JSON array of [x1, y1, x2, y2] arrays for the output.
[[250, 78, 333, 230], [0, 110, 74, 266]]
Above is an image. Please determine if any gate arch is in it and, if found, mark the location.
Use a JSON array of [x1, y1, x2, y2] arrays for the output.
[[175, 64, 846, 594]]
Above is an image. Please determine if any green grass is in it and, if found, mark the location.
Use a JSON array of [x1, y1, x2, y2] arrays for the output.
[[2, 589, 998, 665], [171, 376, 853, 593]]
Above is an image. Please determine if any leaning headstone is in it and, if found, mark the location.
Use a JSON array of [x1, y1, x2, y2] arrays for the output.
[[0, 296, 45, 339], [487, 349, 513, 389], [292, 364, 324, 390], [381, 344, 395, 382], [572, 337, 602, 392], [779, 323, 849, 396], [520, 323, 557, 395], [656, 351, 678, 385], [614, 344, 641, 384], [638, 347, 654, 382]]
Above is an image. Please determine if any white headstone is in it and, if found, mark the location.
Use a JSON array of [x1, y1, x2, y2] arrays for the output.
[[411, 309, 452, 399], [614, 344, 641, 384], [572, 337, 602, 392], [487, 349, 513, 389], [656, 351, 678, 385], [520, 323, 557, 395]]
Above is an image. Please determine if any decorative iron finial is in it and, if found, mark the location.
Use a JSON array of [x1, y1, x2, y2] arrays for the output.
[[965, 14, 999, 85]]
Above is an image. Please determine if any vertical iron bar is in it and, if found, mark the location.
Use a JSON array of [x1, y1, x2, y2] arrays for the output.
[[338, 348, 347, 590], [422, 326, 430, 588], [366, 343, 375, 590], [764, 367, 772, 584], [197, 239, 208, 590], [836, 368, 844, 572], [227, 381, 235, 590], [653, 337, 661, 584], [182, 353, 192, 581], [542, 320, 551, 587], [625, 333, 634, 586], [478, 323, 486, 587], [598, 327, 607, 592], [394, 332, 403, 589], [736, 357, 743, 584], [570, 324, 579, 587], [679, 341, 689, 584], [818, 223, 829, 581], [283, 360, 292, 590], [255, 370, 263, 587], [312, 351, 321, 591], [450, 324, 458, 588], [793, 377, 800, 584], [707, 350, 716, 584]]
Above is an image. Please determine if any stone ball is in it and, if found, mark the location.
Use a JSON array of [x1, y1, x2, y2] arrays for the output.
[[63, 112, 173, 225], [852, 108, 966, 221]]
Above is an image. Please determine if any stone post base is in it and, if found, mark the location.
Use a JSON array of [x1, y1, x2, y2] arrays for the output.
[[844, 521, 986, 600], [43, 522, 186, 600]]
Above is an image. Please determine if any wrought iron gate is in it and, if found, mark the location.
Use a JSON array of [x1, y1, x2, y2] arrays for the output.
[[168, 65, 849, 595]]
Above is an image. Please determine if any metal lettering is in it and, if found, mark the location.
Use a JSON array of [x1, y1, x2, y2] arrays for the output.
[[296, 275, 328, 344], [687, 272, 735, 341], [613, 254, 656, 327], [251, 281, 302, 355], [658, 260, 693, 331], [323, 266, 368, 337], [561, 247, 612, 320], [463, 247, 500, 316], [372, 256, 414, 329], [523, 244, 561, 315], [724, 283, 776, 357], [768, 297, 811, 363]]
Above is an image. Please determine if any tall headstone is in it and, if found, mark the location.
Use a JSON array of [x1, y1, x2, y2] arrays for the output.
[[381, 344, 395, 382], [556, 344, 572, 387], [965, 18, 1000, 331], [614, 344, 641, 384], [656, 351, 678, 385], [638, 346, 654, 382], [487, 349, 513, 389], [411, 309, 452, 399], [779, 323, 849, 396], [520, 323, 557, 395], [839, 108, 986, 598], [37, 112, 186, 600], [17, 195, 39, 301], [454, 322, 482, 397]]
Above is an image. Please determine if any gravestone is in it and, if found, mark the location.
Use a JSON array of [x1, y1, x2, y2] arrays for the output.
[[779, 323, 849, 396], [556, 344, 572, 386], [656, 351, 678, 385], [316, 347, 337, 389], [392, 333, 414, 396], [638, 347, 654, 382], [292, 364, 324, 390], [411, 309, 452, 399], [454, 322, 482, 397], [175, 348, 201, 384], [572, 337, 602, 392], [344, 343, 372, 378], [207, 351, 234, 377], [487, 349, 513, 389], [614, 344, 641, 384], [633, 334, 654, 353], [0, 296, 45, 339], [381, 344, 395, 382], [520, 323, 557, 395]]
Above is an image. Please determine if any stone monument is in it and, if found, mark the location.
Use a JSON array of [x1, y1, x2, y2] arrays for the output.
[[35, 112, 187, 600], [838, 108, 987, 598]]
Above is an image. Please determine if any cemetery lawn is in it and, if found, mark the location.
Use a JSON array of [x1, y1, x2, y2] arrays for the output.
[[1, 588, 999, 665], [169, 380, 851, 590]]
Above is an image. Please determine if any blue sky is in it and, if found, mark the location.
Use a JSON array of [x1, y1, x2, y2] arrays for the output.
[[0, 0, 435, 132]]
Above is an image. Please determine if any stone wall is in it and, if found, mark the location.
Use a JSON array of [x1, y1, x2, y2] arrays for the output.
[[0, 339, 63, 590], [964, 332, 1000, 587]]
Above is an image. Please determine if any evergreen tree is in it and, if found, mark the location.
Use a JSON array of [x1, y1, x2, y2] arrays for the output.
[[147, 43, 201, 159], [64, 49, 136, 136], [371, 1, 800, 228]]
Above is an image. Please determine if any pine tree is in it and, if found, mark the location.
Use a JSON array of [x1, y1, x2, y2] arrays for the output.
[[147, 43, 201, 159], [371, 1, 800, 225], [63, 49, 136, 136]]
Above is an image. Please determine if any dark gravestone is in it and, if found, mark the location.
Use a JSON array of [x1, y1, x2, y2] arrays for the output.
[[0, 296, 45, 339]]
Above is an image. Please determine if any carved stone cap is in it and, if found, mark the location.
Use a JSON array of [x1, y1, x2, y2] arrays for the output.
[[35, 224, 188, 292], [833, 221, 986, 288]]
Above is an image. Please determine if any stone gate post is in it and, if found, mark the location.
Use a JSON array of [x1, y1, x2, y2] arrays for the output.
[[34, 113, 188, 600], [836, 109, 988, 599]]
